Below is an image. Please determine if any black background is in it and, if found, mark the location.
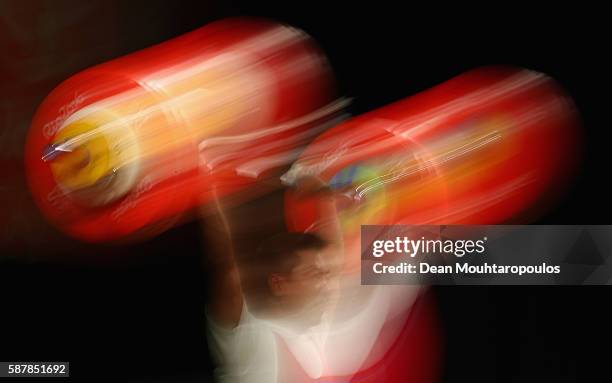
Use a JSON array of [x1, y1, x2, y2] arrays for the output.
[[0, 1, 609, 382]]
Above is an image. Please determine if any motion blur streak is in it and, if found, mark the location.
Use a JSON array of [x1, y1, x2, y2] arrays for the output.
[[25, 18, 336, 242], [285, 66, 581, 243]]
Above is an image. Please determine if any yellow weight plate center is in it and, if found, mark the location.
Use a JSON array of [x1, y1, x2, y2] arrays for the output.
[[50, 121, 117, 191]]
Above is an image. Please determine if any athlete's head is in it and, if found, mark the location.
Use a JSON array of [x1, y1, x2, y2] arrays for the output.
[[248, 232, 334, 324]]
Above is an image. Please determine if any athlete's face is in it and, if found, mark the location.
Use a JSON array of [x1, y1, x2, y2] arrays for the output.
[[287, 249, 332, 297], [269, 247, 335, 325]]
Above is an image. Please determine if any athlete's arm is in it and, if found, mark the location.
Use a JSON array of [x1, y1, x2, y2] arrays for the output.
[[291, 175, 344, 272], [201, 192, 244, 328]]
